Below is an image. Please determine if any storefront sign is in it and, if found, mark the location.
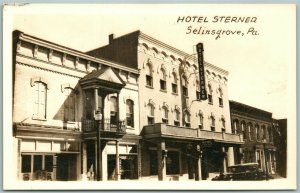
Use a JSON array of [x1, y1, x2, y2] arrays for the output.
[[196, 43, 208, 100], [201, 140, 213, 148]]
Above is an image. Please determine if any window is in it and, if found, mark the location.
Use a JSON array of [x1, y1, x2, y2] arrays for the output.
[[147, 104, 155, 125], [174, 109, 180, 126], [248, 124, 253, 141], [45, 155, 53, 172], [255, 125, 260, 141], [85, 90, 93, 120], [146, 64, 153, 87], [241, 122, 247, 139], [126, 99, 134, 127], [182, 76, 188, 97], [64, 88, 75, 122], [184, 111, 191, 127], [218, 88, 223, 107], [196, 80, 200, 100], [166, 151, 180, 175], [21, 155, 31, 173], [221, 117, 226, 130], [149, 150, 158, 175], [160, 68, 167, 91], [210, 115, 215, 131], [208, 84, 213, 104], [33, 82, 47, 119], [171, 73, 178, 94], [199, 113, 204, 129], [162, 106, 168, 124], [33, 155, 42, 172], [232, 120, 238, 134], [268, 127, 273, 142], [110, 96, 118, 126], [262, 126, 267, 141]]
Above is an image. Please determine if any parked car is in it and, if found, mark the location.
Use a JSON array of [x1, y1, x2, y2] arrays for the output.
[[212, 163, 268, 181]]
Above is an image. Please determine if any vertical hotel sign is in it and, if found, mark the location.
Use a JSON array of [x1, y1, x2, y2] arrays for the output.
[[196, 43, 208, 100]]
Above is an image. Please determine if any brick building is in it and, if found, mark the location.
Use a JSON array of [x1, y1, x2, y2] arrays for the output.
[[88, 31, 243, 180]]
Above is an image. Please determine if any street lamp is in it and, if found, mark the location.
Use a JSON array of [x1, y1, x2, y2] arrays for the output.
[[94, 110, 102, 181], [262, 139, 269, 181]]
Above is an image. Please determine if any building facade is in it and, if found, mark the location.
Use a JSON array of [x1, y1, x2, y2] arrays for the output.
[[87, 31, 243, 181], [12, 31, 140, 181], [229, 100, 279, 175]]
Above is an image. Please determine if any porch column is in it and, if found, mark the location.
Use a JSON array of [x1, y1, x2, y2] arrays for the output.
[[222, 147, 227, 174], [157, 140, 166, 181], [53, 155, 57, 181], [115, 140, 121, 180], [194, 144, 202, 181], [117, 92, 120, 125], [82, 143, 87, 180], [227, 147, 234, 166], [239, 148, 244, 164]]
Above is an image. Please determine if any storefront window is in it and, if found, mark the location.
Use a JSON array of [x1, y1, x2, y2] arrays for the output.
[[45, 155, 53, 172], [166, 151, 180, 175], [33, 155, 42, 172], [21, 155, 31, 173]]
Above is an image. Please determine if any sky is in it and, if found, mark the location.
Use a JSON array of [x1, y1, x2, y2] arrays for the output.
[[6, 4, 295, 118]]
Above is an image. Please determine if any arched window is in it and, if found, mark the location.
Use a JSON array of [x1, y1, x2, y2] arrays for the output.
[[248, 123, 253, 141], [221, 117, 226, 131], [64, 87, 75, 122], [126, 99, 134, 127], [210, 114, 215, 131], [160, 68, 167, 91], [161, 106, 168, 124], [182, 76, 188, 97], [241, 121, 247, 140], [171, 73, 178, 94], [174, 109, 180, 126], [184, 111, 191, 127], [198, 113, 204, 130], [196, 80, 200, 100], [110, 96, 118, 126], [255, 124, 260, 141], [232, 120, 239, 134], [33, 81, 47, 119], [146, 63, 153, 87], [147, 104, 155, 125], [208, 84, 213, 104], [218, 88, 223, 107]]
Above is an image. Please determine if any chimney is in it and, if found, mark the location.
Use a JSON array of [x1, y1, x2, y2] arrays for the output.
[[109, 34, 114, 44]]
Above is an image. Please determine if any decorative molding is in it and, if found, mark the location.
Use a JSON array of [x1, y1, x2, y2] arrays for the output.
[[30, 76, 49, 89], [75, 57, 79, 69], [48, 49, 53, 62], [16, 41, 21, 52], [62, 53, 67, 65], [86, 61, 91, 72]]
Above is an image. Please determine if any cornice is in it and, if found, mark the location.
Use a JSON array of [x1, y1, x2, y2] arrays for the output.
[[17, 31, 140, 75]]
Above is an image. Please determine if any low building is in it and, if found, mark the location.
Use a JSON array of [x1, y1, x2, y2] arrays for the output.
[[229, 100, 282, 176]]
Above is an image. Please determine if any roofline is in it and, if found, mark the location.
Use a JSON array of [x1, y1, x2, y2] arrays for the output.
[[14, 30, 140, 75], [105, 30, 229, 75], [229, 100, 273, 115]]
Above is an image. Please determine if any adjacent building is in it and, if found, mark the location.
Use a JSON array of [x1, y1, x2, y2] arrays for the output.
[[229, 100, 285, 176]]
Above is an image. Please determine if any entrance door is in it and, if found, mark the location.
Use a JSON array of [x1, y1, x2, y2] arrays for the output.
[[56, 154, 77, 181]]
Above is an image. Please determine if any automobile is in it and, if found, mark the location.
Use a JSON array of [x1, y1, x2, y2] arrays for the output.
[[212, 163, 269, 181]]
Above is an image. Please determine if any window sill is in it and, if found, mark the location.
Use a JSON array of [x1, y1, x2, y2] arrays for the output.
[[219, 105, 223, 108], [63, 121, 76, 124], [208, 102, 213, 105], [160, 89, 167, 93], [32, 116, 47, 121], [171, 92, 178, 96], [145, 85, 154, 89], [126, 126, 135, 130]]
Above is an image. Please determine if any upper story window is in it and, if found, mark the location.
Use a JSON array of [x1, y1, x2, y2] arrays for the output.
[[221, 117, 226, 130], [210, 114, 215, 131], [232, 120, 238, 134], [184, 111, 191, 127], [32, 81, 47, 120], [241, 121, 247, 140], [218, 88, 223, 107], [198, 113, 204, 130], [146, 63, 153, 87], [110, 96, 118, 126], [182, 76, 188, 97], [174, 109, 180, 126], [208, 84, 213, 104], [248, 123, 253, 141], [160, 68, 167, 91], [268, 126, 273, 142], [161, 106, 169, 124], [196, 80, 200, 100], [262, 125, 267, 141], [255, 124, 260, 141], [126, 99, 134, 127], [63, 87, 75, 122], [147, 103, 155, 125], [171, 73, 178, 94]]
